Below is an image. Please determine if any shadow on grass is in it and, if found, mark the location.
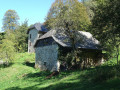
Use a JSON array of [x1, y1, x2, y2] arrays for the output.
[[5, 84, 44, 90], [0, 63, 13, 68], [5, 82, 91, 90], [5, 87, 22, 90], [5, 65, 120, 90], [80, 65, 120, 83], [5, 79, 120, 90], [24, 70, 73, 82], [23, 62, 35, 68], [25, 71, 51, 78]]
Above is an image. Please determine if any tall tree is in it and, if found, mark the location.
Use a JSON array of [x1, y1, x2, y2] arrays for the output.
[[2, 10, 19, 31], [0, 31, 16, 63], [46, 0, 90, 48], [91, 0, 120, 64], [46, 0, 90, 31], [82, 0, 96, 20], [14, 20, 28, 52], [45, 0, 91, 67]]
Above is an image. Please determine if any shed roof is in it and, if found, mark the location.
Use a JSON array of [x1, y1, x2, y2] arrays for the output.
[[27, 23, 48, 34], [34, 29, 101, 50]]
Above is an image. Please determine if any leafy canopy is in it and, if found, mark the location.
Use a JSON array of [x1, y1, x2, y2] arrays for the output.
[[2, 9, 19, 31], [91, 0, 120, 62], [0, 32, 16, 63], [14, 20, 28, 52], [45, 0, 90, 31]]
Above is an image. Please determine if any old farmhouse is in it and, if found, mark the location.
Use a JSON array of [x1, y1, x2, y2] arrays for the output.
[[33, 29, 103, 71], [27, 23, 47, 53]]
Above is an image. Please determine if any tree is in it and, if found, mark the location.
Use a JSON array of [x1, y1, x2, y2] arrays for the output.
[[14, 20, 28, 52], [91, 0, 120, 64], [81, 0, 96, 20], [2, 9, 19, 31], [46, 0, 90, 31], [45, 0, 90, 45], [0, 31, 16, 63], [45, 0, 91, 67]]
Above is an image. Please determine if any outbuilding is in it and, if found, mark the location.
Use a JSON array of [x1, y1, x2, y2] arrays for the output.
[[34, 29, 103, 71]]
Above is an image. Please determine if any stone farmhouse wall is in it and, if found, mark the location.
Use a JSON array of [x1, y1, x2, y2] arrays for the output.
[[35, 37, 60, 71], [28, 29, 38, 53]]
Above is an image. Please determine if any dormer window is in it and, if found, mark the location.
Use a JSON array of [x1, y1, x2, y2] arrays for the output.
[[30, 34, 31, 39]]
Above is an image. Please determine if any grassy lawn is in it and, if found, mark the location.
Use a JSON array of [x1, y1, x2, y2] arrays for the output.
[[0, 53, 120, 90]]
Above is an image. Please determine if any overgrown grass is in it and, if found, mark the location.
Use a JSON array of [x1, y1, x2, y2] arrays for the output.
[[0, 53, 120, 90]]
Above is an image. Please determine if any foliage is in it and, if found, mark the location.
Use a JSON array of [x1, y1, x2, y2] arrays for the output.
[[14, 20, 29, 52], [46, 0, 90, 30], [0, 32, 5, 44], [103, 54, 120, 66], [82, 0, 96, 20], [2, 9, 19, 31], [91, 0, 120, 63], [58, 47, 82, 69], [0, 39, 16, 63], [0, 29, 17, 63], [46, 0, 91, 67], [0, 21, 29, 64]]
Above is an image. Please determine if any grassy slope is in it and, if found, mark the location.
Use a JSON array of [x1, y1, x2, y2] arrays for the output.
[[0, 53, 120, 90]]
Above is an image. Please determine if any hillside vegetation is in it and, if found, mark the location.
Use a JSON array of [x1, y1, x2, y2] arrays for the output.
[[0, 53, 120, 90]]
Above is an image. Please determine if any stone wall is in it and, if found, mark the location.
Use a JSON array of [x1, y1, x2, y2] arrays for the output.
[[35, 37, 60, 71], [28, 29, 45, 53], [28, 29, 38, 53]]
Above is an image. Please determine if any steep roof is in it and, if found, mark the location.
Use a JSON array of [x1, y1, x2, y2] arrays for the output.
[[34, 29, 101, 50], [27, 23, 48, 34]]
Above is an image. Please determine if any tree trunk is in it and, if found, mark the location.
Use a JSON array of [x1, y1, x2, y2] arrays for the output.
[[65, 22, 77, 66], [116, 45, 119, 64]]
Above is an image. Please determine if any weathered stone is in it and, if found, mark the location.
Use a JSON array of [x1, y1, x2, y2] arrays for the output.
[[28, 29, 44, 53], [35, 38, 60, 71], [28, 29, 38, 53]]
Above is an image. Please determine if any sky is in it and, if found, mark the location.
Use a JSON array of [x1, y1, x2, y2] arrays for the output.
[[0, 0, 81, 32]]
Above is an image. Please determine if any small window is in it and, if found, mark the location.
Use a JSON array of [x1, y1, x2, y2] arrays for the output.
[[30, 42, 32, 46], [44, 62, 46, 66], [30, 34, 31, 39]]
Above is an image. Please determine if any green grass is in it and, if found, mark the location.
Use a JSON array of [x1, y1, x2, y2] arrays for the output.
[[0, 53, 120, 90], [103, 55, 120, 66]]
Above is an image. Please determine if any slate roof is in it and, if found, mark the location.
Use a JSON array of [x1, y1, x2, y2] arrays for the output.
[[27, 23, 48, 34], [34, 29, 101, 50]]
